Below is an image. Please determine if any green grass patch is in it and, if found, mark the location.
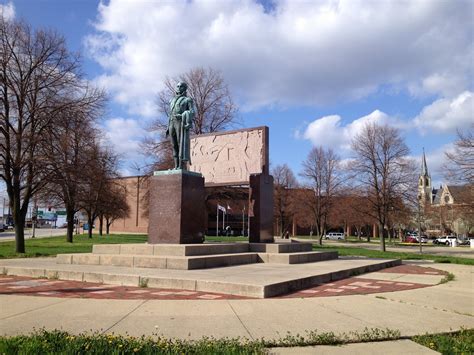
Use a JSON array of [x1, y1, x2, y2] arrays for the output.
[[439, 272, 455, 284], [413, 328, 474, 354], [0, 329, 265, 354], [312, 244, 474, 266], [0, 234, 147, 259], [0, 328, 402, 354]]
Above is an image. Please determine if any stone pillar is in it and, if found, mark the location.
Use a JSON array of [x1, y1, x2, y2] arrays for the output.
[[148, 170, 205, 244], [249, 173, 274, 243]]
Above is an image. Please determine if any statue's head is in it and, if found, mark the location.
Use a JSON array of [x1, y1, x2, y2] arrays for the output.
[[176, 82, 188, 95]]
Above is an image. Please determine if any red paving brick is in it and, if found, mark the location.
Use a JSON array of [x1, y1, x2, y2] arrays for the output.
[[0, 264, 444, 300], [378, 264, 448, 275]]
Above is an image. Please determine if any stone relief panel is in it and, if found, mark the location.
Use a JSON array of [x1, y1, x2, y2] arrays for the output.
[[189, 127, 268, 185]]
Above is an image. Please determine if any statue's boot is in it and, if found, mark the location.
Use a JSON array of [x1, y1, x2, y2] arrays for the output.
[[174, 157, 179, 169]]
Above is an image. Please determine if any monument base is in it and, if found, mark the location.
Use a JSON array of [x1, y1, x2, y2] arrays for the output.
[[148, 170, 205, 244], [249, 173, 274, 243]]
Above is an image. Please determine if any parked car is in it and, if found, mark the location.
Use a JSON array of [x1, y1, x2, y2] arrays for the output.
[[405, 235, 418, 243], [324, 232, 344, 240], [415, 236, 429, 243], [433, 236, 457, 245]]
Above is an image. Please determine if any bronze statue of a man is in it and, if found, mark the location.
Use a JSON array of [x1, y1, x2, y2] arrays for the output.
[[166, 82, 195, 170]]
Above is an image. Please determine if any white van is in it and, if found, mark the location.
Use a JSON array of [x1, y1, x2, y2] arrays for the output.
[[324, 232, 344, 240]]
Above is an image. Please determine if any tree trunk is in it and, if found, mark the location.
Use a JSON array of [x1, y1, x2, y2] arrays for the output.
[[66, 206, 75, 243], [279, 216, 283, 237], [99, 215, 103, 236], [379, 223, 386, 251], [106, 218, 111, 235], [12, 195, 26, 253], [87, 214, 93, 239]]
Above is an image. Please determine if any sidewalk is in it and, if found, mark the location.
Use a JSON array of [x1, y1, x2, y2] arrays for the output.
[[0, 228, 67, 241], [0, 262, 472, 353]]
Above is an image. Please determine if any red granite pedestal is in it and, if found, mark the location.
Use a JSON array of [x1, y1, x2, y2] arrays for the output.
[[148, 170, 205, 244], [249, 173, 274, 243]]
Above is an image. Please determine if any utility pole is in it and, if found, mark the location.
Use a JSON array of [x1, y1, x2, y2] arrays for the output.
[[32, 200, 38, 239], [418, 199, 423, 253], [136, 174, 140, 227]]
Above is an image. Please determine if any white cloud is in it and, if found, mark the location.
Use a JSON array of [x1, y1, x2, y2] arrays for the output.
[[414, 91, 473, 133], [303, 109, 390, 151], [0, 2, 15, 20], [85, 0, 473, 116], [102, 117, 148, 162]]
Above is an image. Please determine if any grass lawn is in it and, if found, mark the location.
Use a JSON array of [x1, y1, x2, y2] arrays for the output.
[[312, 244, 474, 265], [0, 234, 147, 259], [413, 328, 474, 354], [2, 328, 471, 353]]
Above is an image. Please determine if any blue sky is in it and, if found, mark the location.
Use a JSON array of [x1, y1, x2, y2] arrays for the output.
[[2, 0, 473, 186]]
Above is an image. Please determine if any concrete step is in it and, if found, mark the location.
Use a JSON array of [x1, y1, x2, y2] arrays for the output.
[[57, 252, 259, 270], [58, 250, 335, 270], [258, 251, 338, 264], [92, 243, 250, 256], [92, 242, 314, 256], [0, 257, 402, 298], [249, 243, 313, 253]]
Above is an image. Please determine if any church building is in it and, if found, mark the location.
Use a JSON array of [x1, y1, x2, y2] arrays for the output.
[[418, 151, 473, 237]]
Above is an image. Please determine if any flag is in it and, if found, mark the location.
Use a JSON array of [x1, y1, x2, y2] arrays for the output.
[[217, 204, 226, 213]]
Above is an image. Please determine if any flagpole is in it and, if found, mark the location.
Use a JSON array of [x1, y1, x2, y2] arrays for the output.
[[247, 209, 250, 238], [242, 206, 245, 237]]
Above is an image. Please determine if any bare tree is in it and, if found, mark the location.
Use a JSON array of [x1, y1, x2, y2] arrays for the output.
[[97, 179, 130, 235], [145, 67, 238, 168], [300, 146, 343, 245], [444, 126, 474, 184], [78, 144, 118, 239], [351, 123, 415, 251], [0, 18, 91, 252], [272, 164, 298, 236], [41, 96, 105, 243]]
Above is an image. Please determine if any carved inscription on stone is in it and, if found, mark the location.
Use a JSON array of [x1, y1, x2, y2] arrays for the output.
[[190, 127, 268, 185]]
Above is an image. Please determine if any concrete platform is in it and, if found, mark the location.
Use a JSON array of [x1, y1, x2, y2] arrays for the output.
[[57, 243, 333, 270], [92, 242, 313, 256], [0, 256, 401, 298], [57, 250, 338, 270]]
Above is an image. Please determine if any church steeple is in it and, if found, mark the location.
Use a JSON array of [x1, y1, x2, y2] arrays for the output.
[[421, 148, 428, 177], [418, 148, 432, 205]]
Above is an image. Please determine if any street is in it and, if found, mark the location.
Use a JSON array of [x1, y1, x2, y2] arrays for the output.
[[0, 228, 67, 242]]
